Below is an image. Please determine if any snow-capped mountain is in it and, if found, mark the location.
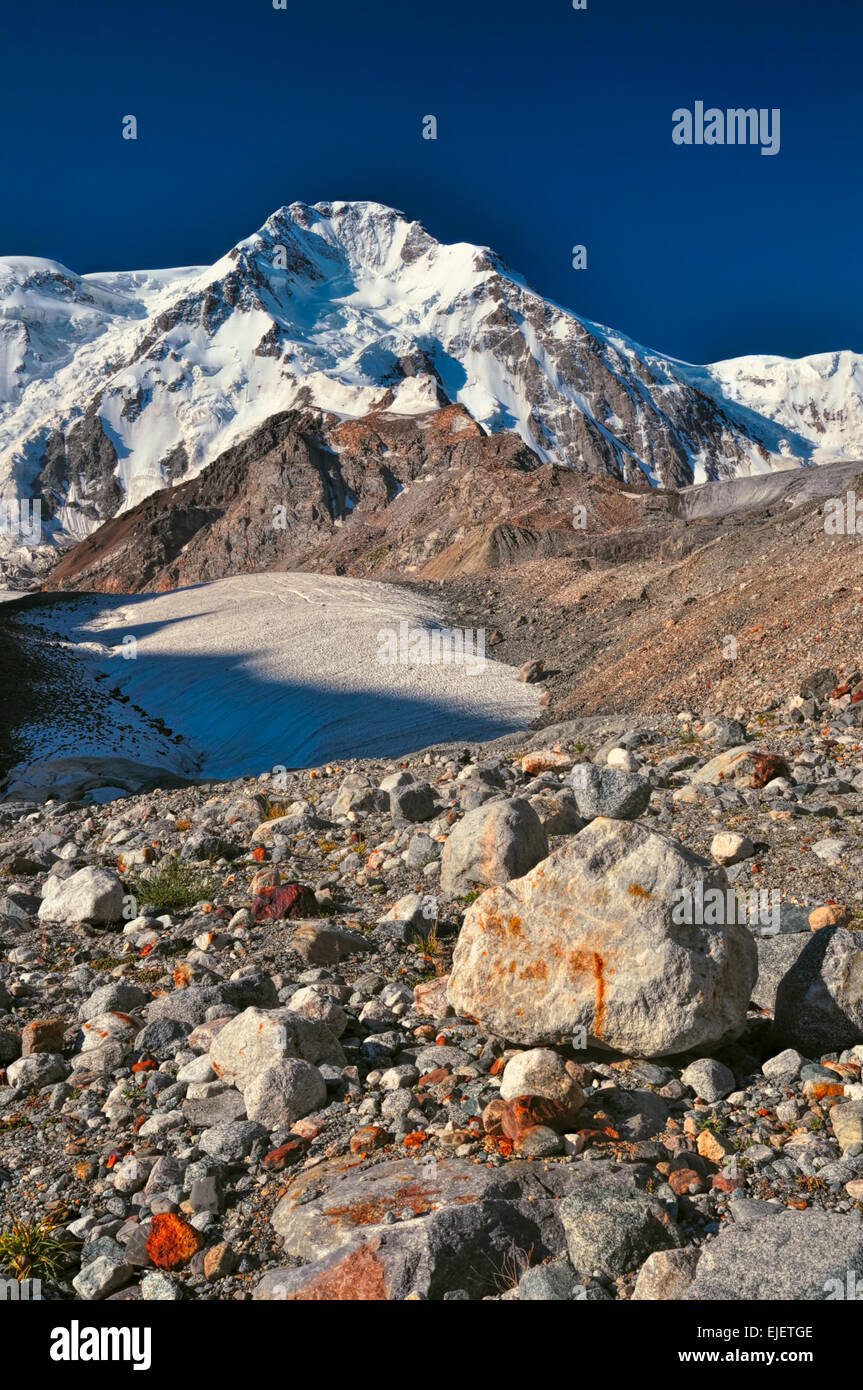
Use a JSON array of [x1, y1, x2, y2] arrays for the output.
[[1, 200, 861, 571]]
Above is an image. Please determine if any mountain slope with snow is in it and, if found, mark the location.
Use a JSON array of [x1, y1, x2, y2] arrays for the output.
[[1, 200, 861, 577]]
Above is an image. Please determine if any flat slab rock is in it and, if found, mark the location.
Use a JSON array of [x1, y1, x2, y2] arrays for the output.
[[684, 1207, 863, 1301], [265, 1155, 657, 1300]]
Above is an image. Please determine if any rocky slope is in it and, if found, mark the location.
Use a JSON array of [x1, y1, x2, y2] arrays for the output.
[[1, 698, 863, 1301]]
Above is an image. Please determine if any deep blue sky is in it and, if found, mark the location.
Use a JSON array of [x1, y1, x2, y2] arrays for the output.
[[2, 0, 860, 363]]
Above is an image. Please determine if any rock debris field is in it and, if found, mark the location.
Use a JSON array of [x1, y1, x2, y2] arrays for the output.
[[1, 676, 863, 1302]]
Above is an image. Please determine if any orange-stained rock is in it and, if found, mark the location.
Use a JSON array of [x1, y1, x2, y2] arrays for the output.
[[500, 1094, 575, 1139], [809, 903, 850, 931], [145, 1213, 201, 1269], [413, 976, 453, 1019], [21, 1018, 66, 1056], [349, 1125, 391, 1155]]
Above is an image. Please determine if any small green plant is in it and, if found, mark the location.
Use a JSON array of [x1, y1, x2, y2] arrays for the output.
[[0, 1218, 72, 1284], [697, 1113, 722, 1134], [126, 859, 223, 911], [460, 890, 481, 905], [136, 968, 164, 984], [0, 1114, 28, 1134], [794, 1173, 828, 1195]]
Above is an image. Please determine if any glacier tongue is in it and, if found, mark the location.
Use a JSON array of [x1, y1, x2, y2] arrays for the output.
[[2, 573, 539, 802]]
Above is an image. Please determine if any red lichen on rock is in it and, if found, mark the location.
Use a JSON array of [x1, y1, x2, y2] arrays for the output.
[[250, 882, 318, 922], [281, 1241, 390, 1300], [145, 1212, 202, 1269]]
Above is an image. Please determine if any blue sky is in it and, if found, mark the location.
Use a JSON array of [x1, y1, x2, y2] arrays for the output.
[[2, 0, 860, 363]]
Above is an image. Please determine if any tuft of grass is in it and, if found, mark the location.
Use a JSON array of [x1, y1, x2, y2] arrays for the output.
[[416, 923, 448, 976], [0, 1218, 72, 1284], [490, 1240, 535, 1293], [126, 858, 224, 912]]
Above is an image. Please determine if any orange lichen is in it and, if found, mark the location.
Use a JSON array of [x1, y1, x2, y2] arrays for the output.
[[402, 1130, 427, 1148], [145, 1213, 201, 1269], [518, 960, 547, 981]]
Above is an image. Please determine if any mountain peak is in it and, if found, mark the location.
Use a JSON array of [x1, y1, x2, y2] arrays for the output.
[[2, 201, 863, 583]]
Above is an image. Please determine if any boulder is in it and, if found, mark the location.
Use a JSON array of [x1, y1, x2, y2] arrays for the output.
[[684, 1207, 863, 1300], [692, 746, 789, 788], [830, 1101, 863, 1154], [388, 781, 437, 822], [198, 1120, 267, 1161], [559, 1181, 682, 1277], [38, 866, 125, 925], [7, 1052, 69, 1091], [752, 933, 808, 1012], [605, 748, 640, 771], [78, 982, 149, 1023], [289, 922, 372, 966], [632, 1248, 701, 1300], [268, 1154, 655, 1301], [447, 817, 757, 1055], [243, 1059, 327, 1129], [209, 1006, 344, 1090], [499, 1048, 585, 1116], [709, 832, 754, 866], [568, 765, 651, 820], [332, 775, 388, 817], [680, 1058, 737, 1102], [286, 986, 347, 1038], [440, 798, 548, 896]]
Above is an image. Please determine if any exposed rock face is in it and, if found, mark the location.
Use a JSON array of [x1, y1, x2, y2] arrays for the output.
[[447, 817, 757, 1055], [45, 405, 550, 592]]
